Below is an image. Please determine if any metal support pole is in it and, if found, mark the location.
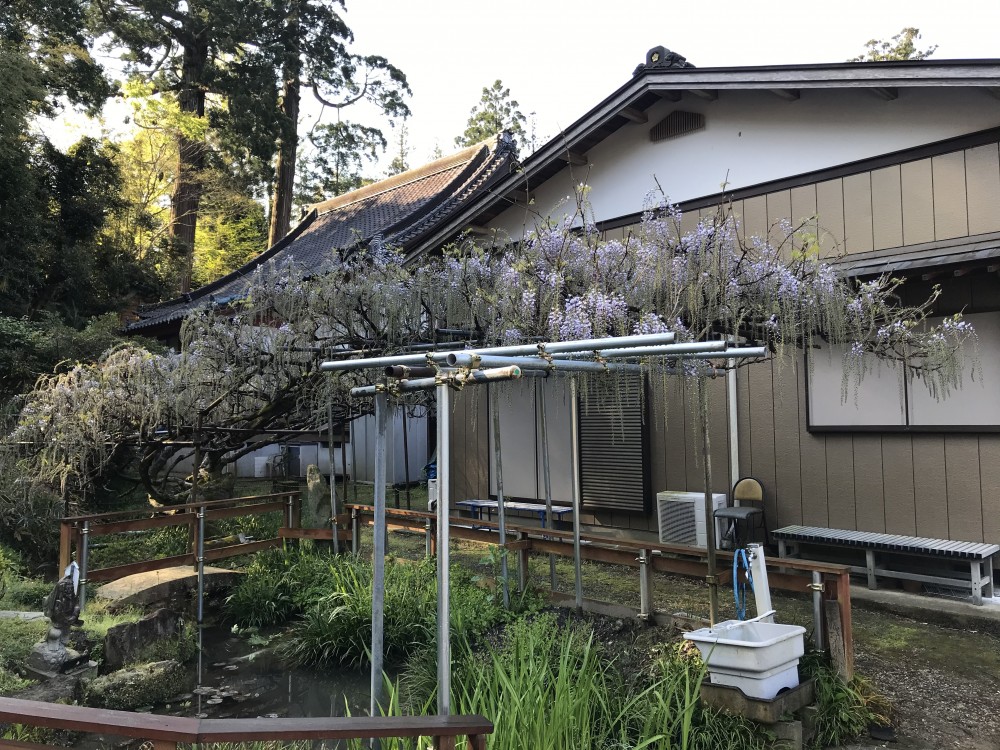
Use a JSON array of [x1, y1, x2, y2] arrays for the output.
[[350, 422, 358, 504], [436, 383, 452, 717], [727, 355, 740, 487], [78, 521, 89, 613], [638, 549, 653, 622], [197, 508, 206, 626], [490, 387, 510, 609], [570, 377, 583, 612], [537, 379, 557, 591], [402, 406, 411, 509], [370, 391, 388, 718], [327, 402, 340, 554], [699, 384, 720, 626], [812, 571, 825, 651]]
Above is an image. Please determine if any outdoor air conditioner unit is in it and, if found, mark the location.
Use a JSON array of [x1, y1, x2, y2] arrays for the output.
[[656, 491, 726, 548]]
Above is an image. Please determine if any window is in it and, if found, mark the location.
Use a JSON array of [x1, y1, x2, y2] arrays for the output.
[[807, 311, 1000, 431]]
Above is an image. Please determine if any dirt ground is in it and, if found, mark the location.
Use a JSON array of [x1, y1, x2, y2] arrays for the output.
[[373, 528, 1000, 749]]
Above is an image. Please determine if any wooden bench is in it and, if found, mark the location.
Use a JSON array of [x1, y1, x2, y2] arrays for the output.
[[774, 525, 999, 605]]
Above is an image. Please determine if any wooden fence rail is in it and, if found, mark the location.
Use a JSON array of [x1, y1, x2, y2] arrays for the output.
[[346, 503, 855, 677], [0, 697, 492, 750], [58, 492, 308, 586]]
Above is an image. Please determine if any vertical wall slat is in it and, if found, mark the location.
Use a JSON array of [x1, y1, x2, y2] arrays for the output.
[[742, 195, 768, 244], [772, 362, 803, 528], [815, 178, 845, 257], [748, 362, 778, 525], [943, 434, 983, 542], [843, 172, 875, 255], [664, 377, 689, 491], [648, 378, 668, 498], [708, 377, 731, 495], [796, 364, 829, 527], [932, 151, 970, 241], [871, 165, 904, 250], [852, 435, 885, 532], [825, 436, 856, 530], [901, 159, 935, 245], [765, 189, 792, 255], [737, 366, 752, 482], [978, 436, 1000, 543], [881, 436, 916, 536], [965, 143, 1000, 236], [912, 435, 949, 538]]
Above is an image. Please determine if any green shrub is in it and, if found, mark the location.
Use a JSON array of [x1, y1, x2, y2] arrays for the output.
[[800, 652, 891, 748], [0, 666, 31, 696], [1, 579, 52, 610], [87, 526, 189, 571]]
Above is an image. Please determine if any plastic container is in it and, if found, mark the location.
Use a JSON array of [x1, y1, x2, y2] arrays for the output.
[[683, 615, 806, 699]]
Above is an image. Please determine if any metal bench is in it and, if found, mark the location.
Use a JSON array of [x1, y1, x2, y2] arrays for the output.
[[773, 525, 999, 605]]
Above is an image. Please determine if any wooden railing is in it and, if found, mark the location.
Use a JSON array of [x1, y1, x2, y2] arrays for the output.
[[347, 503, 856, 678], [58, 491, 352, 584], [0, 697, 492, 750]]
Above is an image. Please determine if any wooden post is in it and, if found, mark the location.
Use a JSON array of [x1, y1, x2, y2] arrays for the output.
[[58, 522, 73, 577], [824, 571, 854, 681], [517, 531, 528, 592]]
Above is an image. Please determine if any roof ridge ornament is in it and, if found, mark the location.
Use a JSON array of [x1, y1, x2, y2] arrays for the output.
[[633, 45, 695, 76], [496, 130, 519, 158]]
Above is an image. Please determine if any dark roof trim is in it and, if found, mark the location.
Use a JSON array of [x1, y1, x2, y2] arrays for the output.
[[597, 125, 1000, 233], [834, 231, 1000, 277], [127, 208, 319, 330]]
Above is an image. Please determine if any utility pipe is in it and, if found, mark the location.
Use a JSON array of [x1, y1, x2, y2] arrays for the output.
[[551, 341, 730, 359], [436, 383, 452, 717], [447, 352, 642, 373], [370, 391, 388, 718], [349, 366, 522, 397], [385, 365, 437, 379], [537, 379, 557, 591], [569, 377, 583, 612], [327, 402, 340, 554], [321, 332, 679, 372], [490, 388, 510, 608]]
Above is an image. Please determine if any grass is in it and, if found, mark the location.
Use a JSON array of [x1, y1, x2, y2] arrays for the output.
[[800, 651, 892, 748], [0, 617, 47, 695]]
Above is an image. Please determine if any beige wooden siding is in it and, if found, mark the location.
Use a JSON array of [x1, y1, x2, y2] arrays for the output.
[[870, 166, 903, 251], [449, 388, 489, 503], [967, 144, 1000, 235], [842, 173, 874, 255]]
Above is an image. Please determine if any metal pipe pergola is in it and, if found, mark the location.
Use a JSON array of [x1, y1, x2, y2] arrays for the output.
[[322, 331, 768, 718]]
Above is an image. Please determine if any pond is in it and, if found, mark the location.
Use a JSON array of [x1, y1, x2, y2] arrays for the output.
[[171, 626, 385, 720]]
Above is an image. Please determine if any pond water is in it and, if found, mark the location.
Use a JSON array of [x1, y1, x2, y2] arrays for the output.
[[171, 626, 386, 720]]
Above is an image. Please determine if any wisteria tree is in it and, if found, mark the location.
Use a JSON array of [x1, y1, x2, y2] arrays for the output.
[[0, 195, 974, 546]]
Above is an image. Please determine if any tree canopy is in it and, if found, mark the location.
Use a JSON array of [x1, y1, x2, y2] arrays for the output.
[[850, 27, 937, 62], [3, 194, 973, 527], [455, 80, 527, 151]]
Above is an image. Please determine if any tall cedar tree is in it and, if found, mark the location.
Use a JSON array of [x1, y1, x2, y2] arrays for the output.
[[455, 79, 527, 151], [266, 0, 410, 246]]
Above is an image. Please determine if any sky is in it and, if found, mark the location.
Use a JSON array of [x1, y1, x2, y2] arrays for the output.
[[48, 0, 1000, 173], [335, 0, 1000, 170]]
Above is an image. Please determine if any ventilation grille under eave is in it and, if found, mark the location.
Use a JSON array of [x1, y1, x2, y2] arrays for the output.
[[650, 111, 705, 142]]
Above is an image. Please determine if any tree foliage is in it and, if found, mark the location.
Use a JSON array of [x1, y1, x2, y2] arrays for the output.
[[4, 194, 973, 519], [455, 79, 527, 150], [849, 27, 937, 62]]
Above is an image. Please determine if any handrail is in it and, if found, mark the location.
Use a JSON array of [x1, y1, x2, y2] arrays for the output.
[[63, 491, 301, 523], [0, 697, 493, 748], [344, 503, 852, 577]]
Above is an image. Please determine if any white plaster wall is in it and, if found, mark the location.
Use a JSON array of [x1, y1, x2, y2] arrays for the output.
[[351, 406, 430, 484], [489, 87, 1000, 238]]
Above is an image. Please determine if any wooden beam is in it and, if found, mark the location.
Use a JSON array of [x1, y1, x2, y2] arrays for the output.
[[922, 269, 946, 281], [954, 267, 973, 277], [655, 90, 682, 102], [465, 225, 492, 237], [619, 106, 648, 123], [768, 88, 800, 101], [561, 150, 588, 166], [507, 189, 531, 204], [688, 89, 718, 101], [985, 87, 1000, 100], [872, 86, 898, 101]]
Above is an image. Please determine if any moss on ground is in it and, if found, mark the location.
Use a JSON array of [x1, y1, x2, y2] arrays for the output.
[[83, 659, 186, 709]]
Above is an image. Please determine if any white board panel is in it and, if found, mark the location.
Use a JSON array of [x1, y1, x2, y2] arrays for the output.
[[808, 344, 905, 427]]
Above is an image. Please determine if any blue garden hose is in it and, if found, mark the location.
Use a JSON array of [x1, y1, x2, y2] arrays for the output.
[[733, 547, 755, 620]]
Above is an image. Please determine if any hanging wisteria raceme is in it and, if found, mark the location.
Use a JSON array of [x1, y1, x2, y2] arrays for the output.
[[4, 195, 974, 508]]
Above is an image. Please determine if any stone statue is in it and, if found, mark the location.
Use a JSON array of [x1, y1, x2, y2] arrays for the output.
[[27, 563, 83, 676]]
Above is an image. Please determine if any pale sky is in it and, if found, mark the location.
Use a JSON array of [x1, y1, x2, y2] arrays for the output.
[[48, 0, 1000, 173]]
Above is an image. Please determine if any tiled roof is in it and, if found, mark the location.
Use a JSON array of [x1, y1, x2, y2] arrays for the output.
[[127, 135, 516, 334]]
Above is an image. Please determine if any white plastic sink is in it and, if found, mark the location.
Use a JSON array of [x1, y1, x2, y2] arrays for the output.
[[683, 614, 806, 699]]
